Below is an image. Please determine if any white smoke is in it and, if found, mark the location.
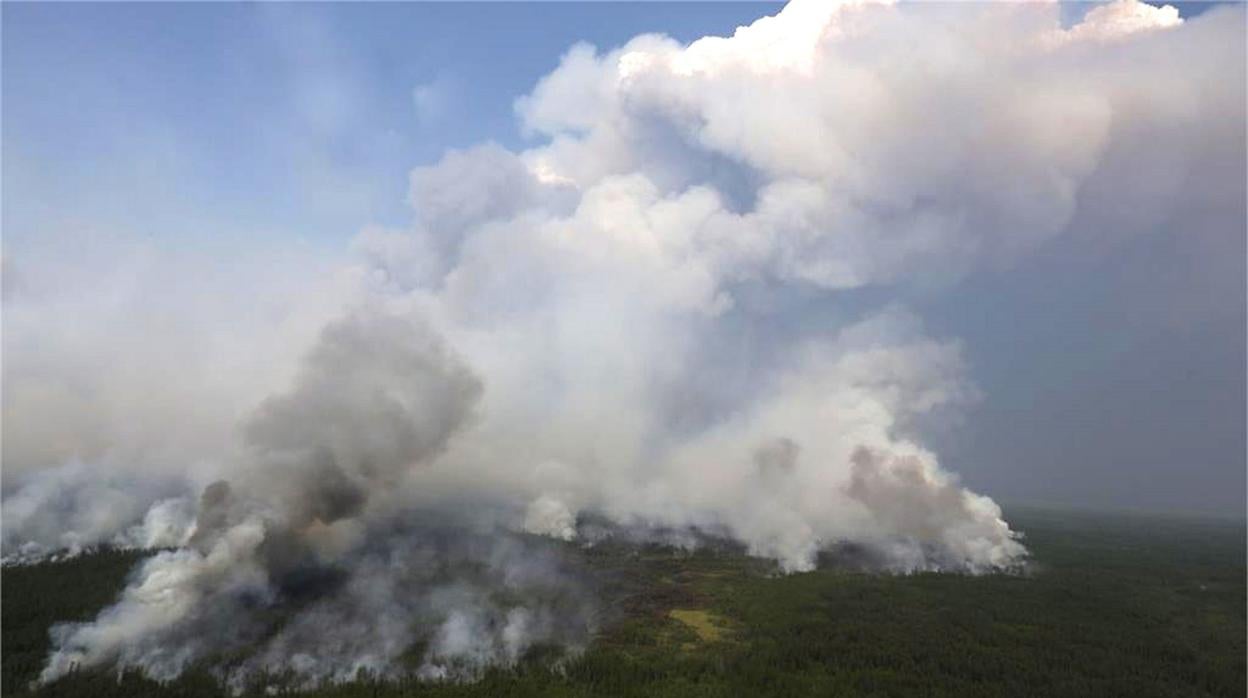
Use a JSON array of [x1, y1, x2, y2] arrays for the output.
[[38, 313, 594, 687], [38, 311, 486, 680], [1, 461, 195, 564], [524, 495, 578, 542], [6, 0, 1243, 687]]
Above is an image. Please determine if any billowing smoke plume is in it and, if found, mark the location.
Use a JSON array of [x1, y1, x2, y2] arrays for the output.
[[40, 312, 593, 685], [5, 0, 1243, 687], [1, 461, 194, 564]]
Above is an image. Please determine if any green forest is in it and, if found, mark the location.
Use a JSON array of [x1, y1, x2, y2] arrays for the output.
[[4, 508, 1244, 698]]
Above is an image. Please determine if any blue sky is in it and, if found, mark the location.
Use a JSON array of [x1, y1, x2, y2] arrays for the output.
[[4, 3, 775, 247]]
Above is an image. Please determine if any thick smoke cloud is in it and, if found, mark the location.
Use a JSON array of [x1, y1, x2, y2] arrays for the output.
[[1, 461, 194, 564], [39, 313, 593, 685], [5, 0, 1242, 687], [41, 313, 462, 678]]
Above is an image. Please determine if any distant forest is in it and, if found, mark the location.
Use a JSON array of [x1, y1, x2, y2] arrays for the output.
[[5, 508, 1244, 698]]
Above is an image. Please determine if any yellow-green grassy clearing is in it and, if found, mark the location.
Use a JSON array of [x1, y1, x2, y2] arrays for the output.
[[668, 609, 727, 643]]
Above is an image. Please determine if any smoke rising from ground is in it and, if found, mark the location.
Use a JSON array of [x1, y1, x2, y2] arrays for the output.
[[4, 0, 1243, 687], [1, 461, 194, 564], [39, 313, 595, 685]]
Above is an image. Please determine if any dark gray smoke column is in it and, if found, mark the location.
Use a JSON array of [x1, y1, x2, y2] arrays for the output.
[[41, 311, 540, 683]]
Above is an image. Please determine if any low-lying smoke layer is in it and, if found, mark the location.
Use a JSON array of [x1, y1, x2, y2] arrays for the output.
[[4, 0, 1243, 687], [1, 462, 194, 564]]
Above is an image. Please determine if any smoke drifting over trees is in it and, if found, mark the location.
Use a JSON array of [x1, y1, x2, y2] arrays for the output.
[[3, 0, 1242, 687]]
